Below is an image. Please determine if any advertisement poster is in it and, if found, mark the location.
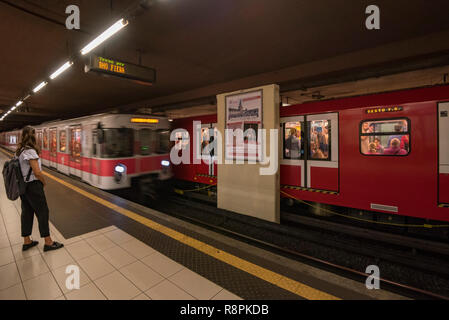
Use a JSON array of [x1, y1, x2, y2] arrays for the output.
[[225, 90, 263, 161]]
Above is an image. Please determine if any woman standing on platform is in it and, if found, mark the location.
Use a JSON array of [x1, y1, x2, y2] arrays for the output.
[[16, 126, 63, 252]]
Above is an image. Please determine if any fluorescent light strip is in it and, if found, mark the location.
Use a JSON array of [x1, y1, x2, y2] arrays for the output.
[[33, 81, 48, 93], [50, 61, 73, 79], [16, 101, 23, 107], [81, 18, 128, 55]]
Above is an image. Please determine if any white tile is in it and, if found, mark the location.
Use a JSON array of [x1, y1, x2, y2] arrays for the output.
[[0, 263, 21, 291], [42, 248, 74, 270], [169, 268, 222, 300], [99, 246, 136, 269], [77, 254, 115, 280], [104, 229, 134, 244], [98, 225, 117, 234], [11, 243, 41, 261], [212, 289, 243, 300], [52, 263, 91, 294], [80, 230, 102, 240], [95, 271, 141, 300], [0, 283, 26, 300], [16, 254, 49, 281], [86, 234, 116, 252], [146, 280, 195, 300], [0, 235, 10, 249], [23, 272, 63, 300], [4, 222, 21, 234], [141, 252, 184, 278], [65, 283, 106, 300], [120, 261, 164, 291], [0, 246, 14, 267], [60, 236, 83, 246], [7, 232, 23, 246], [133, 293, 151, 300], [66, 240, 97, 260], [119, 239, 156, 259]]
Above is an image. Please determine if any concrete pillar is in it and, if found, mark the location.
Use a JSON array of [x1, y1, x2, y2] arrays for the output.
[[217, 84, 280, 223]]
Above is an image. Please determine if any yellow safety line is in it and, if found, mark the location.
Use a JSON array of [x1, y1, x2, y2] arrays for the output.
[[0, 147, 339, 299]]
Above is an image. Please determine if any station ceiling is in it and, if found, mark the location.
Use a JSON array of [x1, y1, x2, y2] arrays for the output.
[[1, 0, 449, 131]]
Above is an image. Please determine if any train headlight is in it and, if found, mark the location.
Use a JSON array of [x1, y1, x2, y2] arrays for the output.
[[161, 160, 170, 167], [114, 164, 126, 183], [115, 165, 126, 174]]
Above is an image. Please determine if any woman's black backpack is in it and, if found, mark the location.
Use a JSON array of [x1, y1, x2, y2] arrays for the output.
[[2, 154, 32, 201]]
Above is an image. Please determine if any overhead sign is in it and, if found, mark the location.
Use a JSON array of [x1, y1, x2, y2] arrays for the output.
[[85, 55, 156, 85]]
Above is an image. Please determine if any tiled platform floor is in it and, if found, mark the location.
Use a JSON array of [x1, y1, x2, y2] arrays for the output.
[[0, 170, 242, 300]]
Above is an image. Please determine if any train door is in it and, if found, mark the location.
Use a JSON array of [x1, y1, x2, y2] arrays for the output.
[[69, 125, 82, 177], [49, 128, 58, 168], [281, 116, 305, 187], [439, 102, 449, 204], [305, 113, 339, 192], [198, 123, 217, 177], [90, 128, 100, 186]]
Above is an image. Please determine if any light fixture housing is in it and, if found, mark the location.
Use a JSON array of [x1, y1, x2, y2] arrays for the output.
[[81, 19, 129, 55]]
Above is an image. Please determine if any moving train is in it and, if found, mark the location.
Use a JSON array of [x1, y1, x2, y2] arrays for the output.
[[0, 113, 172, 191], [172, 85, 449, 224]]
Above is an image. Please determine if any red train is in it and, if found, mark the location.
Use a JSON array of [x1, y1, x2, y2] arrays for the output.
[[0, 113, 172, 191], [172, 85, 449, 224]]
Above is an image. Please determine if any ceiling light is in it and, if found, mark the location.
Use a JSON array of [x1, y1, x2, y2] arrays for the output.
[[50, 61, 73, 79], [16, 101, 23, 107], [33, 81, 48, 93], [81, 19, 129, 55]]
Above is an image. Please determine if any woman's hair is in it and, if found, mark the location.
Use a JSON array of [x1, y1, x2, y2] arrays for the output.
[[16, 126, 40, 156]]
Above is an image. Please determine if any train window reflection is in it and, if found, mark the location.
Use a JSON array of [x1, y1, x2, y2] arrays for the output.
[[309, 120, 330, 160], [59, 131, 67, 153], [101, 128, 133, 158], [283, 121, 303, 160], [360, 119, 410, 156]]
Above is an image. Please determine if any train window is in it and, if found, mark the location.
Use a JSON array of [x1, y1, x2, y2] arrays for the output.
[[101, 128, 134, 158], [70, 127, 82, 162], [157, 130, 170, 154], [37, 131, 43, 149], [283, 121, 303, 160], [50, 130, 57, 155], [201, 127, 217, 156], [174, 131, 189, 151], [360, 119, 410, 156], [59, 130, 67, 152], [140, 129, 153, 155], [309, 120, 331, 161], [43, 129, 48, 150]]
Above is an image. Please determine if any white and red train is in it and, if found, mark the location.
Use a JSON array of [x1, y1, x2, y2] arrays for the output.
[[172, 85, 449, 224], [0, 113, 171, 190]]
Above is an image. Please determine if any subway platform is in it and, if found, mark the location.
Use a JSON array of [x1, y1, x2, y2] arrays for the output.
[[0, 149, 406, 300]]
